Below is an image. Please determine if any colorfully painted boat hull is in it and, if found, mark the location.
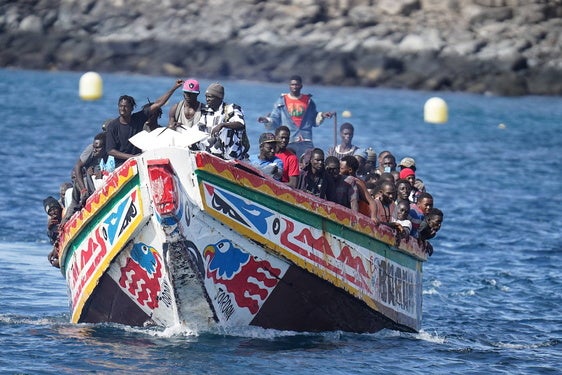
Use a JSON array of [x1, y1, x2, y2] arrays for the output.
[[57, 147, 428, 333]]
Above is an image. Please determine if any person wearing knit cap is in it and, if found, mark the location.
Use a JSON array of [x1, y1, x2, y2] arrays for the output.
[[258, 75, 334, 159], [197, 82, 249, 160], [399, 167, 416, 186], [168, 78, 203, 131], [206, 83, 224, 99]]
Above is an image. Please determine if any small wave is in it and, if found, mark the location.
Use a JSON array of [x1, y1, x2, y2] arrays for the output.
[[482, 278, 511, 292], [0, 313, 66, 326], [119, 322, 200, 338], [105, 322, 326, 340], [430, 280, 442, 288], [413, 330, 446, 344], [492, 339, 560, 350], [423, 288, 439, 295], [213, 325, 314, 339]]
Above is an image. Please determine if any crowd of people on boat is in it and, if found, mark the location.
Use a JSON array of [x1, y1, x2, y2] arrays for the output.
[[44, 75, 443, 267]]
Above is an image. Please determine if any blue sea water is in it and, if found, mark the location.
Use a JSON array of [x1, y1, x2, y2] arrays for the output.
[[0, 68, 561, 374]]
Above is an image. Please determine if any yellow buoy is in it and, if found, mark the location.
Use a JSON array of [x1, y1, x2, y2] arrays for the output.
[[79, 71, 103, 100], [424, 97, 448, 124], [342, 110, 352, 118]]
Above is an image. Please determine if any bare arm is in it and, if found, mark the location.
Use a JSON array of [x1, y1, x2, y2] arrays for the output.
[[73, 158, 87, 194], [287, 175, 298, 188], [148, 79, 183, 114], [356, 178, 378, 222], [349, 188, 359, 212], [108, 149, 138, 163], [168, 102, 179, 127]]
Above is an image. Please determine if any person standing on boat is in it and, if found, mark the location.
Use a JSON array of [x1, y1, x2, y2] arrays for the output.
[[354, 148, 369, 180], [297, 148, 332, 199], [327, 122, 359, 160], [197, 83, 249, 160], [248, 132, 284, 181], [274, 126, 299, 187], [339, 155, 378, 222], [324, 155, 359, 211], [395, 178, 412, 205], [258, 75, 334, 159], [167, 78, 203, 131], [376, 152, 398, 176], [106, 79, 183, 167], [390, 199, 413, 241], [372, 180, 397, 225]]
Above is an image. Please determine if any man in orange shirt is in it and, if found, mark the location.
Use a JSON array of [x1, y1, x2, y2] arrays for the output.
[[258, 75, 333, 159]]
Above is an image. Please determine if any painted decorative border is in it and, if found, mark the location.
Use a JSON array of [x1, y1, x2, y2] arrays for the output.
[[67, 185, 144, 322], [58, 158, 139, 269], [195, 153, 427, 260], [199, 180, 421, 326]]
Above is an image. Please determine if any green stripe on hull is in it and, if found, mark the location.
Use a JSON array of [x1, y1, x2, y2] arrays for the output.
[[196, 170, 420, 270], [61, 175, 141, 272]]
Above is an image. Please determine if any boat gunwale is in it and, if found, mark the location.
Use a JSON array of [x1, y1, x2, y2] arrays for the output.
[[194, 152, 429, 263]]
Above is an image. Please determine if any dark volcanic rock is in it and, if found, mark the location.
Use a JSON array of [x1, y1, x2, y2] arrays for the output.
[[0, 0, 561, 96]]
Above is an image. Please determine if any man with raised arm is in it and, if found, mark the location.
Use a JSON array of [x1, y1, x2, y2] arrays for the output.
[[106, 79, 183, 167]]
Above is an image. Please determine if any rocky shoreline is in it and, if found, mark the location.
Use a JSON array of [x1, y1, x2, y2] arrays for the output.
[[1, 0, 561, 96]]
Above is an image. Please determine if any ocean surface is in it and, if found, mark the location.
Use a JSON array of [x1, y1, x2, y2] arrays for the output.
[[0, 68, 561, 374]]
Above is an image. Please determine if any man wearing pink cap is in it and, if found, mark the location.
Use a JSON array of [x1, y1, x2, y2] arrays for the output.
[[168, 78, 203, 130]]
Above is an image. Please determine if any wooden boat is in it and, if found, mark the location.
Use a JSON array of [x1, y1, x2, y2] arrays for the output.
[[56, 130, 429, 333]]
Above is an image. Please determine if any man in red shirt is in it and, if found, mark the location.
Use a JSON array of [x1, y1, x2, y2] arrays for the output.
[[274, 126, 299, 188]]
